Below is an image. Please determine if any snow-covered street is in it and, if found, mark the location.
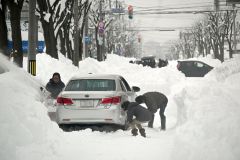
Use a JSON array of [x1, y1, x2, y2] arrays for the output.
[[1, 53, 240, 160]]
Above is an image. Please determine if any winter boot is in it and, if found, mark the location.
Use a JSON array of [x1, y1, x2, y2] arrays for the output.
[[139, 128, 146, 137], [131, 128, 138, 136]]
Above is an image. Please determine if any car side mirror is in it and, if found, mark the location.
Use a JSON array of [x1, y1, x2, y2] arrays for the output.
[[132, 86, 140, 92]]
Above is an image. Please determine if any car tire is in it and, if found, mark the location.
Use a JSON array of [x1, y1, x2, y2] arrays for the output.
[[59, 124, 70, 132]]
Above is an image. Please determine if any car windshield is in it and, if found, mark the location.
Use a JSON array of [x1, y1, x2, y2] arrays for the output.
[[65, 79, 116, 91]]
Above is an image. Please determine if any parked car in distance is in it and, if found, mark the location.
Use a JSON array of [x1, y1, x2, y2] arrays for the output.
[[55, 74, 140, 130], [129, 59, 142, 65], [177, 60, 214, 77], [158, 58, 168, 68], [134, 59, 143, 65], [141, 56, 156, 68]]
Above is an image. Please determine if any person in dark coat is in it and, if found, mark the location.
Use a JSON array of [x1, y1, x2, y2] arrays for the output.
[[46, 72, 65, 99], [122, 101, 152, 137], [135, 92, 168, 130]]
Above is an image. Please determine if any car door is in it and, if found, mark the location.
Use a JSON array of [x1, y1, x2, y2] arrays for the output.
[[193, 61, 208, 77], [181, 61, 194, 77]]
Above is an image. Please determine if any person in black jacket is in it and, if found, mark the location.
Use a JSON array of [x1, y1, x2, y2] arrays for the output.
[[46, 72, 65, 99], [122, 101, 152, 137], [135, 92, 168, 130]]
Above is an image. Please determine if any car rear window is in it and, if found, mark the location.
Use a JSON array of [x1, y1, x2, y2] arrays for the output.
[[65, 79, 116, 91]]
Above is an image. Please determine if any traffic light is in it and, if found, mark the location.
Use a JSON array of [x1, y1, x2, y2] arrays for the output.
[[128, 5, 133, 19]]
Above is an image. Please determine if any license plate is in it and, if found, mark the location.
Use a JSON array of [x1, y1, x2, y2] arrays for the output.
[[80, 100, 93, 108]]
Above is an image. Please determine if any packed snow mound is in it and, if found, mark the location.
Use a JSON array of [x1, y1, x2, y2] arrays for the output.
[[35, 53, 79, 85], [32, 53, 185, 95], [206, 56, 240, 82], [0, 54, 18, 73], [172, 56, 240, 160], [1, 52, 240, 160], [0, 53, 61, 160]]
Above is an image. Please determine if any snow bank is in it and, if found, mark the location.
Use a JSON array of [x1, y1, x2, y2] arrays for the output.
[[172, 57, 240, 160], [206, 56, 240, 82], [2, 51, 240, 160], [34, 53, 78, 85], [0, 54, 61, 160]]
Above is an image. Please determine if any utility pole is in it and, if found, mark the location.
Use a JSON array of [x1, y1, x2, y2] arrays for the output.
[[214, 0, 219, 12], [73, 0, 79, 67], [28, 0, 37, 76]]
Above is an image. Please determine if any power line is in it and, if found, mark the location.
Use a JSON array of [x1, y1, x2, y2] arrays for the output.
[[132, 2, 213, 9], [136, 5, 216, 12], [132, 9, 240, 15], [130, 1, 235, 13], [133, 4, 233, 13]]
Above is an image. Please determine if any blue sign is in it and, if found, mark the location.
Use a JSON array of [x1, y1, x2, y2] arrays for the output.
[[8, 40, 45, 53], [111, 8, 124, 13], [84, 36, 91, 44]]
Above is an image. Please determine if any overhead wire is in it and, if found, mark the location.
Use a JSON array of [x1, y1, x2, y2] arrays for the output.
[[133, 2, 213, 9], [124, 1, 239, 32], [131, 0, 235, 14]]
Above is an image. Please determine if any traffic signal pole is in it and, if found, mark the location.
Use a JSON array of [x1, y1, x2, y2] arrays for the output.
[[28, 0, 37, 76]]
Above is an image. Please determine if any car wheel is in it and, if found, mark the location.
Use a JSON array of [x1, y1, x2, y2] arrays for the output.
[[59, 124, 70, 132]]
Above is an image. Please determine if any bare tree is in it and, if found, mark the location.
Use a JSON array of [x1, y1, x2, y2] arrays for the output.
[[192, 22, 206, 57], [37, 0, 91, 63], [37, 0, 59, 59], [76, 0, 91, 61], [207, 12, 228, 62], [224, 10, 236, 59], [0, 0, 8, 56], [57, 0, 74, 58], [179, 31, 196, 59], [89, 1, 113, 61], [6, 0, 24, 67]]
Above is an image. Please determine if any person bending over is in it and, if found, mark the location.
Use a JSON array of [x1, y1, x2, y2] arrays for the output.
[[122, 101, 151, 137], [135, 92, 168, 130]]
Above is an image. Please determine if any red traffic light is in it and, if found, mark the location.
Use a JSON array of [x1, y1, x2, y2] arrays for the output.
[[128, 5, 133, 11], [128, 5, 133, 19]]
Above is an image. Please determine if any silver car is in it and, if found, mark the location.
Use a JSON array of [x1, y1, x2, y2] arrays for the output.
[[55, 74, 140, 129]]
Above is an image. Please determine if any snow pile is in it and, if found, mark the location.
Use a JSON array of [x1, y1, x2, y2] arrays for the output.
[[172, 57, 240, 160], [1, 52, 240, 160], [34, 53, 78, 85], [0, 54, 61, 160], [206, 56, 240, 82]]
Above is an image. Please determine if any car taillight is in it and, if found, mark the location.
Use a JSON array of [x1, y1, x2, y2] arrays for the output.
[[56, 97, 73, 105], [177, 63, 180, 70], [101, 96, 121, 104]]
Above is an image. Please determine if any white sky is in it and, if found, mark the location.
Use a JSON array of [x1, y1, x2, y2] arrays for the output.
[[123, 0, 230, 45], [123, 0, 215, 57], [1, 52, 240, 160]]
